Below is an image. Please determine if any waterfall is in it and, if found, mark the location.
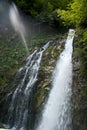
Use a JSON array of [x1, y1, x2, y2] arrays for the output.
[[36, 29, 75, 130], [6, 42, 50, 130]]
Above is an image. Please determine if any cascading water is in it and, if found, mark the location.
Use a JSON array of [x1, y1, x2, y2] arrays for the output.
[[9, 3, 29, 53], [6, 42, 50, 130], [36, 29, 75, 130]]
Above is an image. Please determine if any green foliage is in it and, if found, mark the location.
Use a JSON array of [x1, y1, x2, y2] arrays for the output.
[[57, 0, 87, 27], [0, 40, 27, 94], [14, 0, 71, 24], [57, 0, 87, 78], [79, 29, 87, 78], [50, 0, 72, 9], [80, 29, 87, 43]]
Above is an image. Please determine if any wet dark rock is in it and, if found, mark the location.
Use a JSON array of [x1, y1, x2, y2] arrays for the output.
[[73, 56, 87, 130], [0, 123, 3, 128]]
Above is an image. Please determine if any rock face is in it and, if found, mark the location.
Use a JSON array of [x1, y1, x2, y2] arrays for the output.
[[73, 57, 87, 130], [29, 38, 65, 129]]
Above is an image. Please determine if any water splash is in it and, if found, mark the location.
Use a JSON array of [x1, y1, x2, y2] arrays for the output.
[[9, 3, 29, 53], [36, 29, 75, 130]]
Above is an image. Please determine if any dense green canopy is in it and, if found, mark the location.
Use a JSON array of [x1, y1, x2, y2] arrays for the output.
[[14, 0, 71, 23]]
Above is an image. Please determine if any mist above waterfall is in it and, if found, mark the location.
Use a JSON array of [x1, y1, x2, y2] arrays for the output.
[[0, 1, 56, 47], [9, 3, 29, 53]]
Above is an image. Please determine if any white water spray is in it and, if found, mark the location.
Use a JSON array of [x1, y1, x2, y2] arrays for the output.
[[36, 29, 75, 130], [9, 3, 29, 53]]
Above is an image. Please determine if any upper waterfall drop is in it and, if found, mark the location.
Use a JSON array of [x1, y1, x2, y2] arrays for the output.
[[35, 29, 75, 130]]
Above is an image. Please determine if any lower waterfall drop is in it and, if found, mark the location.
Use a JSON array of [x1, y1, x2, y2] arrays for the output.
[[36, 29, 75, 130], [6, 42, 50, 130]]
